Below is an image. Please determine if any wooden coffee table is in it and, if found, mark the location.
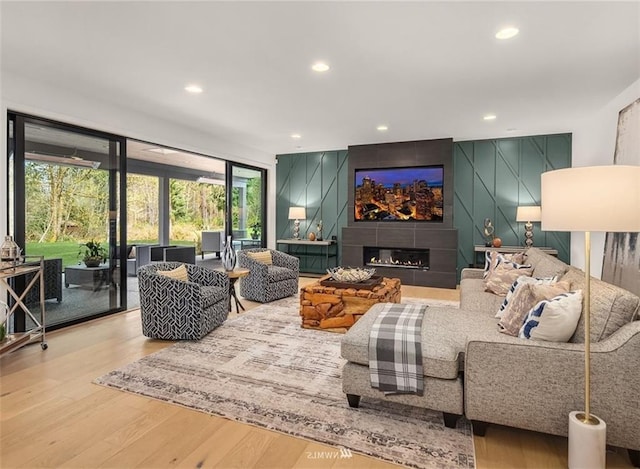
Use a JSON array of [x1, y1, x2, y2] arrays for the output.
[[299, 275, 401, 332]]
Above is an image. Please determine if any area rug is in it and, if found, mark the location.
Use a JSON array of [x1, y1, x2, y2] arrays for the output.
[[95, 295, 474, 469]]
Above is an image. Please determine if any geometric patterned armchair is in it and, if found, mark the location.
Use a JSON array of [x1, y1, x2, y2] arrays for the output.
[[237, 249, 299, 303], [137, 262, 229, 340]]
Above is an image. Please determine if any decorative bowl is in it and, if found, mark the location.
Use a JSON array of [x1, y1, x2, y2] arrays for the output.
[[326, 267, 376, 283]]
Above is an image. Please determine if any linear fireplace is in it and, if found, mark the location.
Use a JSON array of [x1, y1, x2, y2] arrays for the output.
[[363, 246, 430, 270]]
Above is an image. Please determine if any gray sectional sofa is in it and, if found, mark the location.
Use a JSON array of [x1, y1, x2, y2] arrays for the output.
[[341, 247, 640, 464]]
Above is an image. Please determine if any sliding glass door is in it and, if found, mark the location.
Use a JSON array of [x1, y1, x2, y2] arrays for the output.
[[228, 163, 266, 249], [9, 113, 126, 330]]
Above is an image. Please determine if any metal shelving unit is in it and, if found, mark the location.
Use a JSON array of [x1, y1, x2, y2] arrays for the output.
[[0, 256, 47, 356]]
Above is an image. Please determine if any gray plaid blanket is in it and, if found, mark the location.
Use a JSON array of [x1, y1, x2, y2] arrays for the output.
[[368, 303, 426, 395]]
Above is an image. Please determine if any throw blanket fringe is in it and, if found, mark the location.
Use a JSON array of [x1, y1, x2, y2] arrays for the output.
[[369, 303, 426, 395]]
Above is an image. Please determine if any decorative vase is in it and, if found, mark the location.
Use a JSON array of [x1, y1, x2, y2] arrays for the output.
[[308, 232, 316, 241], [221, 235, 236, 271], [492, 237, 503, 248]]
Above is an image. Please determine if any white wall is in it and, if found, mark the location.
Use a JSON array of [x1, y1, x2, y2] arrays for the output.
[[2, 73, 639, 264], [0, 71, 278, 249], [570, 78, 640, 278]]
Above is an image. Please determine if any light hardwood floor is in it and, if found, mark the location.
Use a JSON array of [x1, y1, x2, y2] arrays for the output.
[[0, 278, 634, 468]]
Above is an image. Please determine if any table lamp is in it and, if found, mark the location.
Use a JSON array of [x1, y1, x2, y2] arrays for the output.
[[516, 205, 542, 247], [288, 207, 306, 239], [541, 165, 640, 469]]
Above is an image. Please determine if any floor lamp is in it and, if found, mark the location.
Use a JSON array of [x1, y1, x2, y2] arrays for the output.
[[541, 165, 640, 469]]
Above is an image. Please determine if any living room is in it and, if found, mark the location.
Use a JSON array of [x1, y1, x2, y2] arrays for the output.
[[1, 2, 639, 468]]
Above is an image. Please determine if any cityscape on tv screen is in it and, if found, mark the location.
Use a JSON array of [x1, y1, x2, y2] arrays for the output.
[[355, 166, 444, 221]]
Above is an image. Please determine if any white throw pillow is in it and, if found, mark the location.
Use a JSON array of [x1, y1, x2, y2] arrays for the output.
[[518, 290, 583, 342], [496, 275, 558, 319]]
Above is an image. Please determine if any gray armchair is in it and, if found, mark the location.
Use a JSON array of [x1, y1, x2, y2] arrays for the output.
[[138, 262, 229, 340], [237, 249, 299, 303]]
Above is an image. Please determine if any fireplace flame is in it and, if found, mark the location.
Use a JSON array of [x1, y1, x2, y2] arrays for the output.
[[369, 256, 423, 267]]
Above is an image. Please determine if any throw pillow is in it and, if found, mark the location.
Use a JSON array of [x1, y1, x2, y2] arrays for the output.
[[247, 250, 273, 265], [519, 290, 583, 342], [128, 246, 136, 259], [483, 251, 527, 279], [157, 264, 189, 282], [498, 281, 570, 336], [484, 262, 534, 296], [496, 275, 559, 318]]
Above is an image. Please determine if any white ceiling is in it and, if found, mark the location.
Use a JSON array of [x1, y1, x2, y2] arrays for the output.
[[2, 1, 639, 156]]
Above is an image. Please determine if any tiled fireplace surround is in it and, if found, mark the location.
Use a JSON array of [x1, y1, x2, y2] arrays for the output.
[[341, 138, 458, 289]]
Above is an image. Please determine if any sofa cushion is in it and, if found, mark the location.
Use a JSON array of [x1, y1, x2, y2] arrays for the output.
[[525, 247, 570, 278], [247, 250, 273, 265], [519, 290, 583, 342], [157, 264, 188, 282], [483, 251, 526, 278], [266, 265, 297, 282], [496, 275, 559, 318], [460, 278, 505, 312], [561, 267, 640, 343], [341, 302, 499, 380], [200, 285, 227, 308], [484, 262, 533, 296], [498, 281, 571, 336]]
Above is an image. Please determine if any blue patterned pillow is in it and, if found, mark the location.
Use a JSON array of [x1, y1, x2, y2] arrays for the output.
[[519, 290, 583, 342], [483, 251, 526, 279]]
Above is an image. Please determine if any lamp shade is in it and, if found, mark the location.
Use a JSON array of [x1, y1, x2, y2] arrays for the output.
[[288, 207, 306, 220], [516, 206, 542, 222], [541, 165, 640, 232]]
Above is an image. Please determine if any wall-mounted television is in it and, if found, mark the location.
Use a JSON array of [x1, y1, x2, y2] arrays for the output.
[[354, 165, 444, 222]]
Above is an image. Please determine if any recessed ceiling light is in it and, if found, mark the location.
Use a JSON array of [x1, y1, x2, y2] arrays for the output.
[[311, 62, 330, 72], [376, 125, 388, 131], [185, 84, 203, 94], [483, 114, 497, 121], [495, 27, 519, 40], [146, 148, 179, 155], [291, 133, 302, 139]]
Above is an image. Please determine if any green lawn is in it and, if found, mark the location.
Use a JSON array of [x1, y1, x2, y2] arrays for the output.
[[26, 241, 83, 268], [27, 239, 197, 267]]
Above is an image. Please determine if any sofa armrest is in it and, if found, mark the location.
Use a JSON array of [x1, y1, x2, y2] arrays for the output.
[[464, 321, 640, 449], [460, 268, 484, 280]]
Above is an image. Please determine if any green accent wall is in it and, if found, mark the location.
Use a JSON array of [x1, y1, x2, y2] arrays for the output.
[[276, 150, 349, 272], [276, 134, 571, 280], [453, 134, 571, 276]]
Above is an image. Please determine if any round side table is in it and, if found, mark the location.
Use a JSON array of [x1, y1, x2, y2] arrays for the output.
[[220, 268, 250, 313]]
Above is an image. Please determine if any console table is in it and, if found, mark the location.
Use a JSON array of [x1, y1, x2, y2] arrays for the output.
[[473, 245, 558, 267], [276, 239, 337, 273]]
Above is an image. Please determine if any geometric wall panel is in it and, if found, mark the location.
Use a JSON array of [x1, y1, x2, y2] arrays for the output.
[[453, 134, 571, 278], [276, 150, 349, 272]]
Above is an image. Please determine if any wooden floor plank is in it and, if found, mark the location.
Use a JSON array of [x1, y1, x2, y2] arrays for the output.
[[0, 279, 634, 469]]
